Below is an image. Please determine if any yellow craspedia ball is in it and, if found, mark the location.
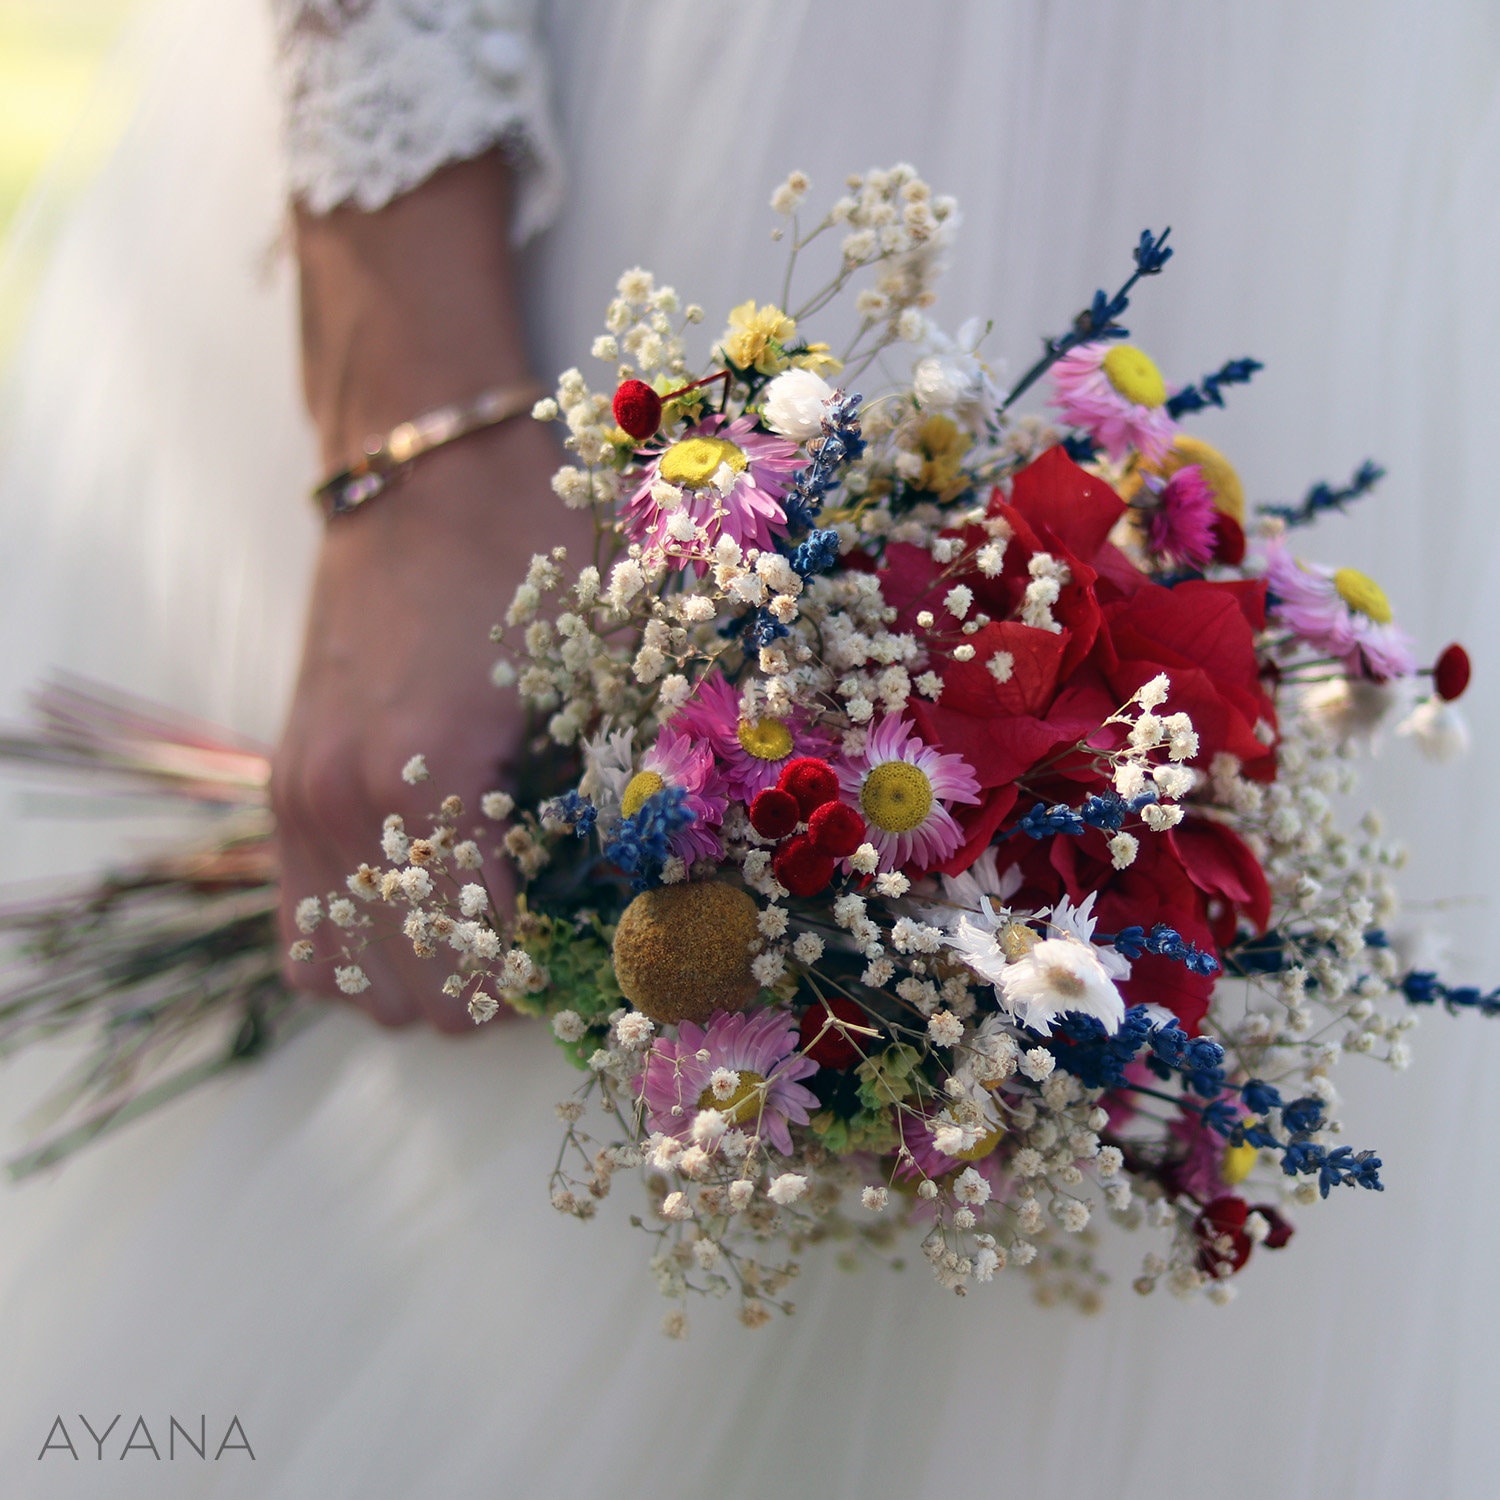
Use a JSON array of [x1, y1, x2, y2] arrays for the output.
[[612, 880, 761, 1025], [1167, 434, 1246, 523], [1117, 434, 1247, 526]]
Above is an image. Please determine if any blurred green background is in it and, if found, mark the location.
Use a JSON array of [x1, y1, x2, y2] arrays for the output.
[[0, 0, 141, 354]]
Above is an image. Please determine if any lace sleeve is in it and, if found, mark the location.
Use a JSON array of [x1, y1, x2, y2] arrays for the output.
[[270, 0, 564, 242]]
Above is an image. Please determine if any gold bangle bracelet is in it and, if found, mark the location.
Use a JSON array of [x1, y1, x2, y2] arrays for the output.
[[312, 379, 548, 518]]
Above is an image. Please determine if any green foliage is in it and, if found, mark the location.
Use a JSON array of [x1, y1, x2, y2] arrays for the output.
[[855, 1042, 924, 1114], [809, 1104, 897, 1157], [508, 911, 622, 1070]]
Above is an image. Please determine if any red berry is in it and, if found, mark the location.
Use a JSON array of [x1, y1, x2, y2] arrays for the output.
[[1194, 1195, 1253, 1276], [798, 997, 870, 1069], [808, 800, 865, 858], [749, 787, 800, 840], [612, 379, 662, 440], [772, 835, 836, 898], [1434, 642, 1471, 702], [778, 756, 839, 818]]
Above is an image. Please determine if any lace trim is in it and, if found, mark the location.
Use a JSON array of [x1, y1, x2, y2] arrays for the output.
[[270, 0, 564, 242]]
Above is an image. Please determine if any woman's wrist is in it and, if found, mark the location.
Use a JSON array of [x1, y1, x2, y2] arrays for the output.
[[294, 150, 537, 471]]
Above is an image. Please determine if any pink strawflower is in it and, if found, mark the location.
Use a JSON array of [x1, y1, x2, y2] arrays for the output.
[[1146, 464, 1217, 570], [1050, 343, 1178, 463], [671, 672, 832, 801], [623, 414, 801, 569], [1261, 538, 1417, 681], [639, 1008, 819, 1158], [836, 716, 980, 872], [631, 727, 728, 866]]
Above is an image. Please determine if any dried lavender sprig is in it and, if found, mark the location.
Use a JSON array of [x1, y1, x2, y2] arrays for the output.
[[1258, 459, 1385, 527], [1000, 227, 1173, 413], [1165, 356, 1264, 418]]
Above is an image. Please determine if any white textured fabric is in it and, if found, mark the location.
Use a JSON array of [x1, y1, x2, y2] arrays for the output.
[[272, 0, 564, 238], [2, 2, 1500, 1497]]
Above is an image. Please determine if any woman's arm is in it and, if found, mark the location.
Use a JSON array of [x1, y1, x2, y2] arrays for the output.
[[275, 150, 581, 1029]]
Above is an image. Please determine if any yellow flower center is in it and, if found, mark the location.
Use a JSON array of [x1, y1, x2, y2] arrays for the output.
[[736, 717, 794, 761], [999, 923, 1039, 962], [1333, 567, 1393, 624], [697, 1070, 768, 1126], [1040, 960, 1087, 1000], [950, 1122, 1006, 1163], [621, 770, 665, 817], [1101, 345, 1167, 408], [658, 436, 749, 491], [1221, 1141, 1259, 1186], [860, 760, 934, 833]]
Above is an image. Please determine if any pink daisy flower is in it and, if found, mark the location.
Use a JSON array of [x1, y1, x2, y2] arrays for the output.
[[620, 727, 728, 867], [1146, 464, 1217, 570], [1261, 538, 1417, 681], [671, 672, 833, 801], [836, 716, 981, 872], [1050, 343, 1178, 463], [622, 414, 802, 569], [639, 1008, 819, 1158], [894, 1108, 1007, 1206]]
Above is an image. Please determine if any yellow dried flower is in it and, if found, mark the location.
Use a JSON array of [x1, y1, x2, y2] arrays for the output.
[[721, 301, 797, 376]]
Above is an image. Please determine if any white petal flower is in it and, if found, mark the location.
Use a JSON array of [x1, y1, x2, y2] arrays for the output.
[[1398, 697, 1470, 762], [999, 937, 1125, 1035], [761, 367, 834, 441]]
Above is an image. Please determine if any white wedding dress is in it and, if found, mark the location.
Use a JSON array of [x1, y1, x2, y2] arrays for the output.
[[2, 2, 1500, 1496]]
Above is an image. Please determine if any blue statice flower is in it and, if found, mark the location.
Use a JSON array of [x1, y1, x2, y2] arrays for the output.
[[1281, 1096, 1326, 1135], [1401, 969, 1500, 1016], [1018, 801, 1087, 838], [781, 391, 865, 531], [540, 789, 597, 837], [1080, 792, 1128, 831], [1053, 1005, 1157, 1089], [1281, 1143, 1384, 1198], [1111, 923, 1219, 977], [1241, 1079, 1283, 1115], [789, 527, 841, 579], [1200, 1097, 1242, 1138], [602, 786, 696, 891]]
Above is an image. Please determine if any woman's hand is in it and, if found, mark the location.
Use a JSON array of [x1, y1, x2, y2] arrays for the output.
[[273, 151, 585, 1029]]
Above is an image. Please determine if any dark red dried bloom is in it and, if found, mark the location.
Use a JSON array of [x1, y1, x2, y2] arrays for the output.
[[808, 800, 865, 858], [799, 996, 871, 1069], [612, 379, 662, 440], [749, 787, 800, 840], [1194, 1194, 1253, 1276], [1211, 511, 1247, 567], [1434, 642, 1472, 702], [778, 757, 840, 818], [1250, 1203, 1296, 1250], [773, 835, 836, 898]]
